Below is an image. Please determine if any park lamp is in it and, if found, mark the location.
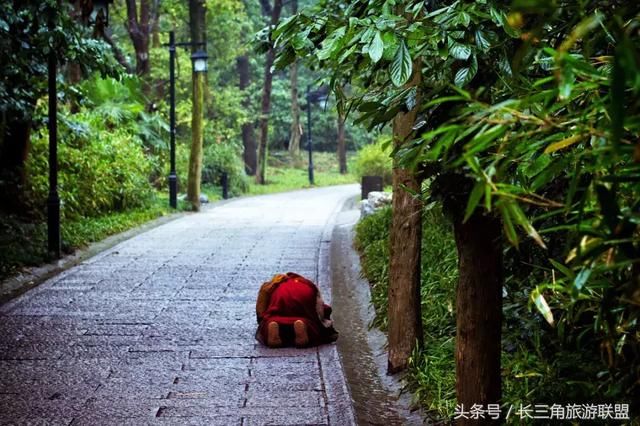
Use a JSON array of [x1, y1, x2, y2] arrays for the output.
[[89, 0, 113, 27], [306, 86, 330, 109], [191, 49, 208, 73]]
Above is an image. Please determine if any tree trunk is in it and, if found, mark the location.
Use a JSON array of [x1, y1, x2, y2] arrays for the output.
[[67, 1, 88, 87], [151, 0, 161, 48], [287, 0, 301, 164], [186, 0, 206, 211], [453, 208, 502, 424], [103, 29, 134, 74], [238, 55, 257, 175], [288, 60, 302, 163], [256, 0, 283, 184], [337, 112, 347, 174], [125, 0, 151, 78], [387, 61, 423, 374]]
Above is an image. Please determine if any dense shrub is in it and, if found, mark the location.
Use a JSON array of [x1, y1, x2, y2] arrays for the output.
[[354, 205, 392, 329], [177, 140, 249, 198], [26, 77, 155, 220], [352, 136, 393, 186]]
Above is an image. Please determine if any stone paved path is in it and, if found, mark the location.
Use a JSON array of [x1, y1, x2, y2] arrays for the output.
[[0, 185, 358, 426]]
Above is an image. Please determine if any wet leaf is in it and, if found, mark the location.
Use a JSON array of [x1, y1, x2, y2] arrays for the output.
[[390, 40, 412, 87]]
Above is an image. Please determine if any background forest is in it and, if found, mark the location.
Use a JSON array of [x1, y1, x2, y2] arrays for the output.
[[0, 0, 377, 278]]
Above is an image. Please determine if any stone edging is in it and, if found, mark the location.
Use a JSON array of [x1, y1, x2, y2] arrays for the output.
[[317, 190, 358, 426]]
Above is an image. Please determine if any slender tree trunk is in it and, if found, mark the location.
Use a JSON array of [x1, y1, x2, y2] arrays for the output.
[[287, 0, 301, 163], [125, 0, 151, 78], [387, 60, 423, 374], [337, 112, 347, 174], [151, 0, 160, 48], [67, 0, 86, 84], [288, 60, 302, 163], [237, 55, 257, 175], [256, 0, 283, 184], [453, 207, 502, 424], [186, 0, 206, 210]]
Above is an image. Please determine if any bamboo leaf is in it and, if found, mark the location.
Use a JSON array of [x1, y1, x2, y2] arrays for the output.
[[508, 201, 547, 249], [531, 289, 555, 326], [549, 258, 575, 280], [464, 181, 484, 223], [573, 267, 592, 295], [543, 134, 583, 154], [498, 202, 519, 248]]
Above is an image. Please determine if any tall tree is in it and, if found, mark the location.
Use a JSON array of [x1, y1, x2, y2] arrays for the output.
[[387, 60, 423, 373], [287, 0, 302, 162], [256, 0, 283, 184], [186, 0, 206, 210], [238, 55, 257, 175]]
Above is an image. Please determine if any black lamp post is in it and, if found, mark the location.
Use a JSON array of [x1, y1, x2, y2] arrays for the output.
[[48, 0, 111, 258], [305, 85, 329, 185], [305, 85, 314, 185], [165, 32, 207, 208]]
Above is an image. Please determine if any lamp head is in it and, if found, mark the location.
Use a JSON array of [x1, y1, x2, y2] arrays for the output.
[[191, 49, 209, 73]]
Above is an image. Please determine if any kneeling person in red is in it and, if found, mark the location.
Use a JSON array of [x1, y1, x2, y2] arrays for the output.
[[256, 272, 339, 348]]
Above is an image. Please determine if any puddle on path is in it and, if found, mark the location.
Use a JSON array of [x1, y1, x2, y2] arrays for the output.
[[330, 200, 425, 426]]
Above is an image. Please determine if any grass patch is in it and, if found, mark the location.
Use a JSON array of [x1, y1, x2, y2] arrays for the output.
[[0, 195, 174, 280], [247, 151, 357, 195]]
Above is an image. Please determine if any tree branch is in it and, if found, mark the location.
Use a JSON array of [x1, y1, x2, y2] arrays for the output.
[[103, 29, 134, 74]]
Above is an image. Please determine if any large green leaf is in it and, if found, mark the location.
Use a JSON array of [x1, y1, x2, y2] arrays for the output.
[[449, 40, 472, 60], [368, 31, 384, 63], [390, 40, 412, 87], [454, 56, 478, 87]]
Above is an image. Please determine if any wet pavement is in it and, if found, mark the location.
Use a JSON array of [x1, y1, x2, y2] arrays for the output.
[[0, 185, 358, 426]]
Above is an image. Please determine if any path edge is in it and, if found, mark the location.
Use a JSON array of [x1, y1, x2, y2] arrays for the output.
[[317, 190, 358, 426], [0, 199, 233, 307]]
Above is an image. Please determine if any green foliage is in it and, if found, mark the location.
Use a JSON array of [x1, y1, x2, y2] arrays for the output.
[[26, 75, 157, 220], [201, 141, 250, 197], [352, 136, 393, 185], [356, 204, 458, 419], [357, 203, 633, 422], [0, 0, 119, 123]]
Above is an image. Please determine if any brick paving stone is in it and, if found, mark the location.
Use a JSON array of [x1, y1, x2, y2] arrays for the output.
[[0, 185, 358, 425]]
